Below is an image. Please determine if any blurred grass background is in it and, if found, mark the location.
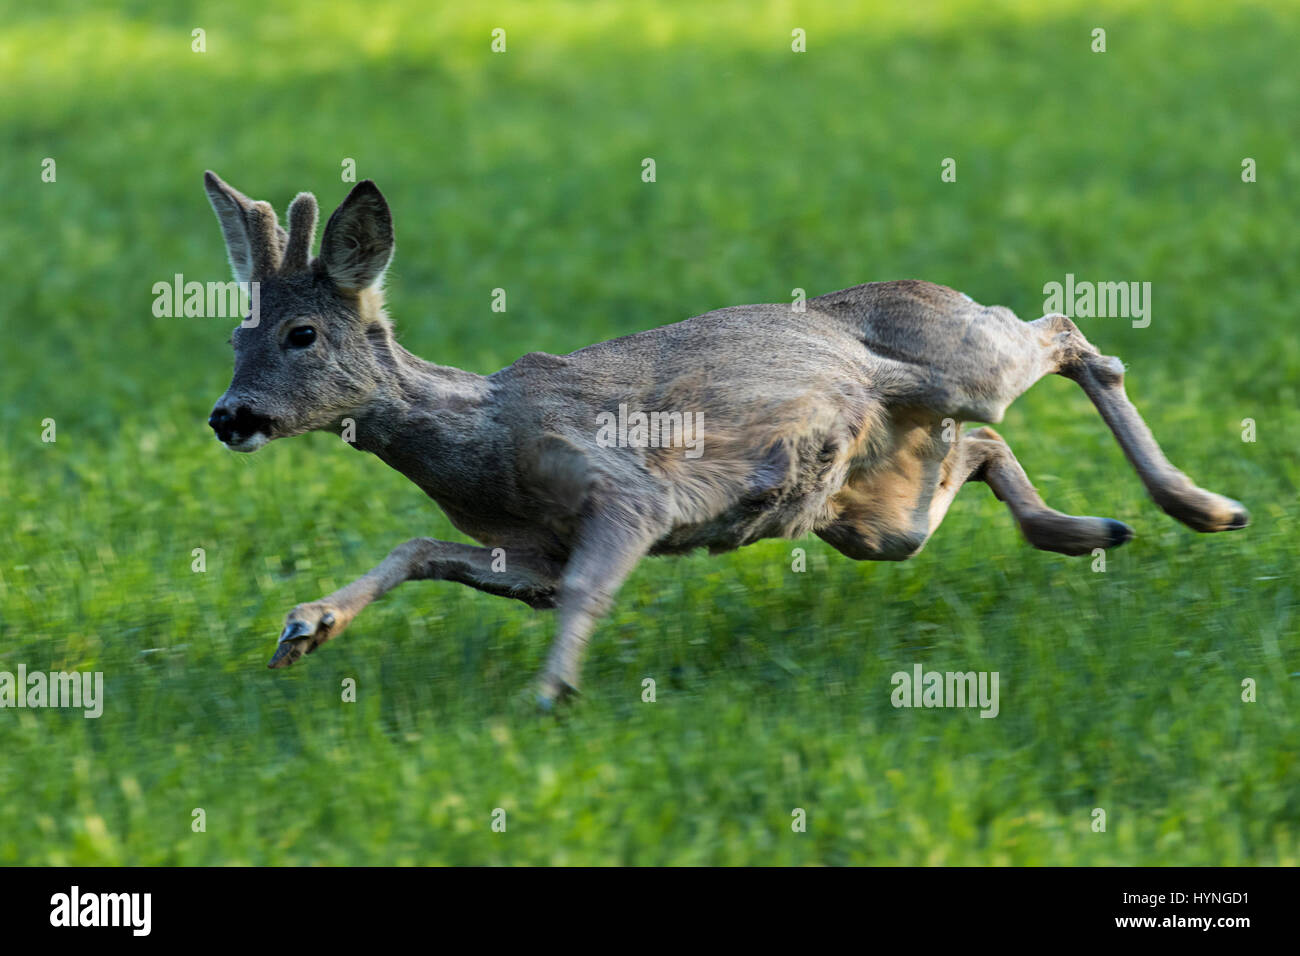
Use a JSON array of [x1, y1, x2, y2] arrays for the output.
[[0, 0, 1296, 864]]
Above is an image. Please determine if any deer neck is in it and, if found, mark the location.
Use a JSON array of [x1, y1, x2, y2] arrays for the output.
[[347, 340, 495, 499]]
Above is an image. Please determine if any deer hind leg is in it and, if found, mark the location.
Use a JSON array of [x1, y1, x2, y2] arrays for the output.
[[963, 427, 1133, 555], [268, 539, 562, 668], [1034, 314, 1249, 533], [818, 425, 1131, 560]]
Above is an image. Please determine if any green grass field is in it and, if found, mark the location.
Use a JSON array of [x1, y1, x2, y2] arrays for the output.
[[1, 0, 1296, 865]]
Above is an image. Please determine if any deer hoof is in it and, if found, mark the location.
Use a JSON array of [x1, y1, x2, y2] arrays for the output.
[[268, 605, 338, 668], [535, 672, 580, 712], [1105, 519, 1135, 548], [1156, 489, 1250, 534]]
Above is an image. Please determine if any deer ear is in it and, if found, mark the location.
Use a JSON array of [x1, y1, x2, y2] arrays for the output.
[[319, 180, 394, 292], [204, 170, 255, 284], [203, 170, 287, 282]]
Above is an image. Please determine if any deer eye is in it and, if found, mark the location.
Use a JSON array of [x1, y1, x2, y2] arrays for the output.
[[287, 326, 317, 348]]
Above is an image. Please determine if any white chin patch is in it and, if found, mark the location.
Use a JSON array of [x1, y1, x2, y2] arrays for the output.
[[225, 433, 270, 453]]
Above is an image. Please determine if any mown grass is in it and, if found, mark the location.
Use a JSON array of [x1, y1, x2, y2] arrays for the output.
[[0, 0, 1296, 864]]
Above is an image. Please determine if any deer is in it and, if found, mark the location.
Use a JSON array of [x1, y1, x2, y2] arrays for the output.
[[203, 172, 1250, 707]]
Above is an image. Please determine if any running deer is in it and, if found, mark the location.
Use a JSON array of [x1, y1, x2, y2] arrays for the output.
[[204, 172, 1249, 705]]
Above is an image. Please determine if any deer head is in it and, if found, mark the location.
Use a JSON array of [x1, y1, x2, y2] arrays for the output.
[[204, 171, 397, 451]]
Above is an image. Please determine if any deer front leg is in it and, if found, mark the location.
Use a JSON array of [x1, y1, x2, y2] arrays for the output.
[[268, 538, 561, 668], [535, 508, 657, 708]]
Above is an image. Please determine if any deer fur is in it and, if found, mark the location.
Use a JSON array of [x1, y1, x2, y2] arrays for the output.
[[204, 172, 1249, 705]]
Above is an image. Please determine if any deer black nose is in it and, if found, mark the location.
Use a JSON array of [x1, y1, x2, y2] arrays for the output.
[[209, 404, 275, 444], [209, 406, 235, 442]]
